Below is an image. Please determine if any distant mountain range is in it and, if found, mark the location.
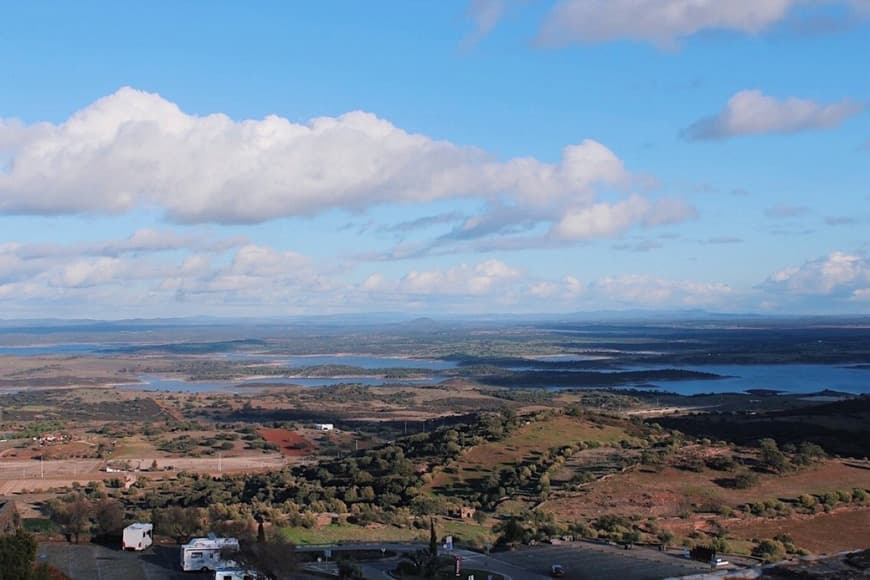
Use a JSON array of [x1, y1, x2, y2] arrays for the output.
[[1, 311, 869, 330]]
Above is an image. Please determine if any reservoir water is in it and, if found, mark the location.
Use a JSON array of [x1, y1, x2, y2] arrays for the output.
[[1, 340, 866, 396], [221, 352, 457, 370], [117, 374, 437, 393], [0, 343, 116, 356], [620, 364, 870, 395]]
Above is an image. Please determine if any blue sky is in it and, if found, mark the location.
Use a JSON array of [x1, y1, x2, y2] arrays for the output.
[[0, 0, 868, 317]]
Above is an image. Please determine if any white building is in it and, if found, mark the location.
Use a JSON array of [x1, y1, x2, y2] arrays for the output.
[[314, 423, 334, 431]]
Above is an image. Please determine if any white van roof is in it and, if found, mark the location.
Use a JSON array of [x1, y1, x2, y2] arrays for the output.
[[184, 536, 239, 549], [124, 523, 153, 531]]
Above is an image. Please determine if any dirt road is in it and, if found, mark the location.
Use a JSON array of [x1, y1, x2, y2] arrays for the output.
[[0, 453, 288, 493]]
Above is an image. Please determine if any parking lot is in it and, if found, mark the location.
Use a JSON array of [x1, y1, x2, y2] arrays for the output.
[[38, 542, 211, 580], [490, 542, 718, 580], [38, 540, 725, 580], [38, 541, 338, 580]]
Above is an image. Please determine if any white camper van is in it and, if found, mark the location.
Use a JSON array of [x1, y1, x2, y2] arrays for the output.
[[181, 536, 240, 572], [214, 568, 260, 580], [122, 523, 153, 551]]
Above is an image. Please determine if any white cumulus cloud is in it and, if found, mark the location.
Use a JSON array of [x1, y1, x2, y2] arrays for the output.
[[399, 259, 522, 296], [590, 274, 733, 306], [684, 90, 863, 140], [0, 87, 638, 225], [763, 252, 870, 295], [553, 195, 696, 240]]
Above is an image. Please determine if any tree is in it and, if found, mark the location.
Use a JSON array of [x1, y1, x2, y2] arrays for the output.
[[621, 530, 641, 545], [539, 474, 551, 499], [397, 549, 441, 579], [758, 438, 788, 473], [230, 531, 297, 579], [338, 559, 365, 579], [711, 536, 730, 554], [67, 496, 92, 544], [153, 506, 204, 544], [494, 516, 527, 545], [0, 528, 38, 580], [0, 528, 55, 580], [48, 495, 92, 544], [657, 530, 675, 548], [93, 498, 124, 540], [795, 442, 826, 466], [732, 469, 759, 489], [753, 539, 785, 563], [429, 518, 438, 557]]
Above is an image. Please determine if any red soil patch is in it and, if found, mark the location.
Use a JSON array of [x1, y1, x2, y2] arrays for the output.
[[542, 460, 870, 521], [258, 428, 314, 457], [40, 442, 96, 460], [727, 507, 870, 554]]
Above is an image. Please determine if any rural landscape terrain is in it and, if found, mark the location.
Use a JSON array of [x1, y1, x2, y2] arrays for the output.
[[0, 316, 868, 578], [4, 0, 870, 578]]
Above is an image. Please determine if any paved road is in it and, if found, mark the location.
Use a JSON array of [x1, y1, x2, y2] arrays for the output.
[[356, 547, 549, 580], [490, 542, 718, 580], [299, 541, 724, 580]]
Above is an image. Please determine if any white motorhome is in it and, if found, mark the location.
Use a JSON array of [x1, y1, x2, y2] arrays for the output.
[[180, 536, 239, 572], [122, 523, 153, 551], [214, 568, 260, 580]]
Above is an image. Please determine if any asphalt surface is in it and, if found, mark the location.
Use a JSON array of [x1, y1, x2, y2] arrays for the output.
[[39, 539, 728, 580], [358, 549, 546, 580], [38, 542, 210, 580], [490, 542, 719, 580]]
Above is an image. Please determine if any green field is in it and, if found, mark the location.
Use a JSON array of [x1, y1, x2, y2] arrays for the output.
[[281, 523, 423, 545]]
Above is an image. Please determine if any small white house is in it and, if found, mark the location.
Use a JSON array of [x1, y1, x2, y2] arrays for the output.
[[314, 423, 334, 431], [122, 523, 153, 551], [181, 536, 239, 572]]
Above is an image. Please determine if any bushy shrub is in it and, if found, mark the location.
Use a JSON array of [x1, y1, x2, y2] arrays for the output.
[[732, 470, 759, 489], [705, 455, 737, 471], [753, 539, 785, 563]]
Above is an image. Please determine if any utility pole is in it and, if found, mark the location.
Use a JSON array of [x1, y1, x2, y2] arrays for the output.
[[218, 453, 222, 475]]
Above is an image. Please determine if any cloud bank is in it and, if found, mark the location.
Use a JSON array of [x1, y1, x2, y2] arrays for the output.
[[4, 229, 868, 315], [0, 88, 695, 253]]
